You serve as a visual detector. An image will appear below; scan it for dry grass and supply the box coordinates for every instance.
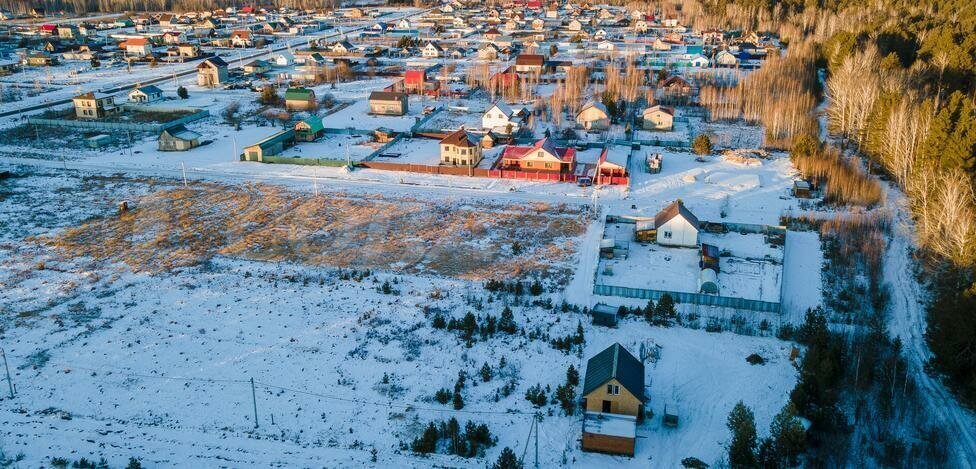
[40,183,588,281]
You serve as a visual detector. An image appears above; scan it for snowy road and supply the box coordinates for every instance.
[884,189,976,468]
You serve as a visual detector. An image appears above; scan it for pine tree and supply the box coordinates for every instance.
[412,422,439,453]
[766,403,807,466]
[452,390,465,410]
[566,365,579,386]
[177,86,188,99]
[692,134,713,155]
[499,306,517,334]
[644,299,656,323]
[727,401,758,468]
[655,293,676,324]
[922,91,976,174]
[493,447,523,469]
[480,362,493,382]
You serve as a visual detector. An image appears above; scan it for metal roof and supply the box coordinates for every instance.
[583,343,645,402]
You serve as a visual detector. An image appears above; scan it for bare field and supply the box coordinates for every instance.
[40,182,589,280]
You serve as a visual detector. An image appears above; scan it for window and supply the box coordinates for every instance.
[544,162,552,169]
[664,231,672,239]
[606,384,620,395]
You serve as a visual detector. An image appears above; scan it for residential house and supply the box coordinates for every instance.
[714,49,739,67]
[295,116,324,142]
[403,69,428,94]
[243,59,270,75]
[422,42,442,58]
[158,125,201,151]
[72,92,118,119]
[482,101,526,134]
[197,56,229,86]
[478,43,500,60]
[642,105,674,130]
[331,40,354,55]
[128,85,163,103]
[176,43,200,58]
[576,101,610,130]
[284,87,316,111]
[439,129,483,167]
[654,200,699,247]
[57,24,79,39]
[514,54,544,73]
[596,146,628,181]
[230,30,252,47]
[484,27,502,40]
[660,75,692,95]
[271,51,294,67]
[120,37,153,56]
[24,52,58,66]
[368,91,408,116]
[581,343,646,457]
[567,18,583,31]
[500,138,576,173]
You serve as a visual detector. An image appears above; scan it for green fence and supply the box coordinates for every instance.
[593,284,781,313]
[260,156,349,167]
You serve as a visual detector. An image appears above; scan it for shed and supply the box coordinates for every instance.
[700,243,720,272]
[591,303,619,328]
[86,134,114,149]
[294,116,324,141]
[158,125,201,151]
[792,180,812,198]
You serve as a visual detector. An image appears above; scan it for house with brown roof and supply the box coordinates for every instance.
[439,129,483,167]
[654,200,699,247]
[514,53,544,73]
[642,105,674,130]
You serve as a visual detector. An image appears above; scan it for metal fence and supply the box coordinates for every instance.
[28,108,209,133]
[592,284,782,313]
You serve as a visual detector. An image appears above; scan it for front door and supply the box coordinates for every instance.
[602,400,611,413]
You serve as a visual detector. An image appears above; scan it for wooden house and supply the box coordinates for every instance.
[582,343,646,457]
[197,56,228,86]
[576,101,610,130]
[514,53,544,73]
[642,105,674,131]
[295,116,324,142]
[368,91,408,116]
[284,87,316,111]
[158,125,201,151]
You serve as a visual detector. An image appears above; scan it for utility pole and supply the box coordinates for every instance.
[250,377,259,428]
[1,348,14,399]
[181,161,188,187]
[534,412,541,469]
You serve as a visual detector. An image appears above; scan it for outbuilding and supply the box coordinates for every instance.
[158,125,201,151]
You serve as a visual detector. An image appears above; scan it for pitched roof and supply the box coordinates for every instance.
[368,91,406,102]
[133,85,162,95]
[162,124,201,141]
[583,343,645,402]
[579,100,608,117]
[644,104,674,116]
[198,56,228,68]
[654,200,699,229]
[515,53,544,66]
[296,115,324,133]
[502,138,575,163]
[440,128,478,147]
[284,87,314,101]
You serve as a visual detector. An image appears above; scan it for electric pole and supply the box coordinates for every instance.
[181,161,188,187]
[1,348,14,399]
[250,377,259,428]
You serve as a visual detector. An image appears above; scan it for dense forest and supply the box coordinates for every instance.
[679,0,975,464]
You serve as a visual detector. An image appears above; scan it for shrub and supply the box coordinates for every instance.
[434,388,452,404]
[525,384,548,407]
[746,353,766,365]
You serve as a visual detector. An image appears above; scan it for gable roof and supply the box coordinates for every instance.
[515,53,544,66]
[296,115,324,133]
[198,56,228,68]
[579,100,608,117]
[654,200,699,229]
[132,85,162,95]
[583,343,645,402]
[440,128,478,147]
[285,87,314,101]
[502,138,575,163]
[368,91,406,102]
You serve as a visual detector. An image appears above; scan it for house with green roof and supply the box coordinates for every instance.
[295,116,324,142]
[284,87,317,111]
[581,343,646,456]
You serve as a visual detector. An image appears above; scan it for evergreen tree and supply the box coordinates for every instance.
[922,91,976,174]
[481,362,493,382]
[566,365,579,386]
[655,293,676,324]
[692,134,713,155]
[412,422,439,453]
[499,306,517,334]
[177,86,188,99]
[493,447,523,469]
[726,401,758,468]
[766,403,807,466]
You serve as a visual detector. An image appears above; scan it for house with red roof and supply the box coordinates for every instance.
[500,138,576,173]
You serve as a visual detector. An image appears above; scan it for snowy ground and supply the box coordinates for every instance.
[596,224,784,303]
